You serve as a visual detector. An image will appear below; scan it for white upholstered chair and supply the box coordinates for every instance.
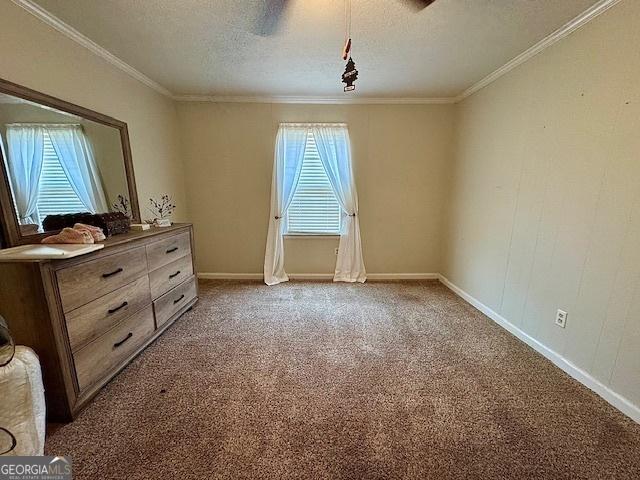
[0,318,46,456]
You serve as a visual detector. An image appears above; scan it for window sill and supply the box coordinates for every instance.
[284,233,340,239]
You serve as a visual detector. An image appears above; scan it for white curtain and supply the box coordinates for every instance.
[46,125,108,213]
[5,125,45,224]
[263,126,308,285]
[312,126,366,283]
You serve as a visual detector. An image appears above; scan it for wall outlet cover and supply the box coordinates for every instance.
[555,309,568,328]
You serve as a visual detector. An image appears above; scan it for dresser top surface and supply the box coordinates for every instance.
[0,223,192,263]
[97,223,191,248]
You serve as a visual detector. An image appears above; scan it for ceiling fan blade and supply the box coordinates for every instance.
[255,0,289,36]
[402,0,437,11]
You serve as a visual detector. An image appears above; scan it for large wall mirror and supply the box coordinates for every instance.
[0,78,140,247]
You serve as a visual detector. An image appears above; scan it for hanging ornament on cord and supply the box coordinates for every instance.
[342,58,358,92]
[341,0,358,92]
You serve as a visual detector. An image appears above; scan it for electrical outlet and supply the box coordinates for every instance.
[555,309,568,328]
[334,247,339,255]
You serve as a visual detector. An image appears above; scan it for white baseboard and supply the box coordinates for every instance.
[197,272,439,281]
[367,273,439,280]
[438,274,640,424]
[197,273,263,280]
[289,273,334,280]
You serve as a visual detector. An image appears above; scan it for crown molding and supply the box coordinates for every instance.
[11,0,172,97]
[455,0,622,102]
[172,95,457,105]
[12,0,621,105]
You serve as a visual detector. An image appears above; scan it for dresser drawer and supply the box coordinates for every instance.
[148,254,193,299]
[73,304,155,391]
[146,232,191,272]
[153,276,197,329]
[57,247,148,312]
[65,276,152,352]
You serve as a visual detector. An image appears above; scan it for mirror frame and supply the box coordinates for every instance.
[0,78,140,247]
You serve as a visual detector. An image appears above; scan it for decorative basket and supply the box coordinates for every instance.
[42,212,94,232]
[42,212,130,237]
[93,212,130,236]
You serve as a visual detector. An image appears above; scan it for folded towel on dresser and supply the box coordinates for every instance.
[73,223,106,242]
[41,223,107,244]
[41,227,94,244]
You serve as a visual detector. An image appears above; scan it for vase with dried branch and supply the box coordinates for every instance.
[147,194,176,227]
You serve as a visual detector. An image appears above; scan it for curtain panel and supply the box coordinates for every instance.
[45,125,108,213]
[312,126,366,283]
[5,125,45,224]
[263,126,308,285]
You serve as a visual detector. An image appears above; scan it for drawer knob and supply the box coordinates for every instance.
[169,270,181,279]
[173,294,185,305]
[102,267,124,278]
[166,247,179,254]
[113,332,133,348]
[107,301,129,314]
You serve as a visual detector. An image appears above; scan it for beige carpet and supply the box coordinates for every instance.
[46,280,640,479]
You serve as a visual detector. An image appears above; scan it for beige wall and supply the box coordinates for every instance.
[0,1,187,221]
[176,102,454,274]
[443,0,640,407]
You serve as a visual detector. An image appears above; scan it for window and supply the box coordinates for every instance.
[286,132,341,235]
[36,130,86,222]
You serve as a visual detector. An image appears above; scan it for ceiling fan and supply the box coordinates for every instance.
[255,0,437,36]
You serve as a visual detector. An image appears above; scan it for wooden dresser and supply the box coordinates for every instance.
[0,224,197,421]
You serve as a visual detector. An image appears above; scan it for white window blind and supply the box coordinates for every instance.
[36,131,86,222]
[287,132,341,234]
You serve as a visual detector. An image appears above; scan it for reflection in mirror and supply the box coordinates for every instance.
[0,92,129,236]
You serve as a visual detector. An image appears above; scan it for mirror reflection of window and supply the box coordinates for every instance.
[5,124,108,233]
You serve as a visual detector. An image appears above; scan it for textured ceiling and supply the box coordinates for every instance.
[32,0,600,98]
